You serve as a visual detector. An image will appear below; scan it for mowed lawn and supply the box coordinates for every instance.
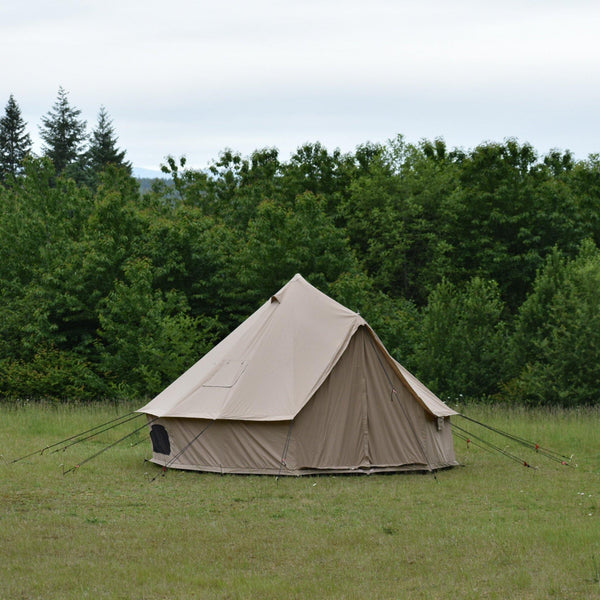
[1,402,599,599]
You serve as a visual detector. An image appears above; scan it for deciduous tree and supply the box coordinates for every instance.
[414,277,509,401]
[507,240,600,406]
[97,258,202,398]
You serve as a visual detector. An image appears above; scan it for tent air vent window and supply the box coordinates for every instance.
[203,360,248,388]
[150,424,171,455]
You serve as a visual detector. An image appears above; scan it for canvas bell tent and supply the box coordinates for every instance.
[138,274,458,475]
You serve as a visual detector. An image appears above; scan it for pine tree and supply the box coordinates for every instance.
[39,87,87,174]
[0,94,32,181]
[87,106,132,174]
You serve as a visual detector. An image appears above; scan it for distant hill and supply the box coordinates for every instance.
[133,167,169,179]
[133,167,170,194]
[136,177,175,195]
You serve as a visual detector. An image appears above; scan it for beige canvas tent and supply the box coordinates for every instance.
[138,274,458,475]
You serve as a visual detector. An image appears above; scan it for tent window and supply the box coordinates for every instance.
[203,360,247,388]
[150,424,171,455]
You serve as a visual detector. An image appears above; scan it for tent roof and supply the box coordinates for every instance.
[138,274,456,420]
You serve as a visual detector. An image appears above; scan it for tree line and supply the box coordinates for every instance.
[0,88,131,186]
[1,92,600,407]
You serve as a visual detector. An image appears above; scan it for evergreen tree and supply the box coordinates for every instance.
[39,87,87,174]
[0,94,32,181]
[87,106,131,175]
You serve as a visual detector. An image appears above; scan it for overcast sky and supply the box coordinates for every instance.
[2,1,599,172]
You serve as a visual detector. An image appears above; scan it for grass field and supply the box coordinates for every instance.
[1,402,599,599]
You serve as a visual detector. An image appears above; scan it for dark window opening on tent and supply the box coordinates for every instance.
[150,424,171,455]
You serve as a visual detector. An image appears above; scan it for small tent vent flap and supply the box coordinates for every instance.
[203,360,247,388]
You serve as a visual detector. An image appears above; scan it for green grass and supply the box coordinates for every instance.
[1,402,599,599]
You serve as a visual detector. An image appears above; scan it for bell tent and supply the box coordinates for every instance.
[138,274,458,475]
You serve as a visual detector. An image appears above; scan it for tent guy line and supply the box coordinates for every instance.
[62,417,158,476]
[452,422,538,469]
[451,418,573,468]
[9,410,141,464]
[50,412,143,457]
[455,413,573,465]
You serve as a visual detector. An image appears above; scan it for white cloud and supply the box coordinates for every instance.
[2,0,600,169]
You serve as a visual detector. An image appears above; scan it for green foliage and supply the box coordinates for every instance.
[0,94,32,181]
[329,270,421,365]
[85,106,132,187]
[2,129,600,405]
[341,143,405,283]
[0,345,104,401]
[414,277,510,401]
[439,140,584,309]
[507,240,600,406]
[97,258,203,399]
[342,137,463,303]
[281,142,356,216]
[237,192,359,299]
[0,158,94,357]
[568,154,600,243]
[39,87,88,176]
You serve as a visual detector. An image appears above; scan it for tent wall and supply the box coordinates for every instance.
[149,417,291,475]
[147,327,457,475]
[290,326,423,470]
[288,326,456,472]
